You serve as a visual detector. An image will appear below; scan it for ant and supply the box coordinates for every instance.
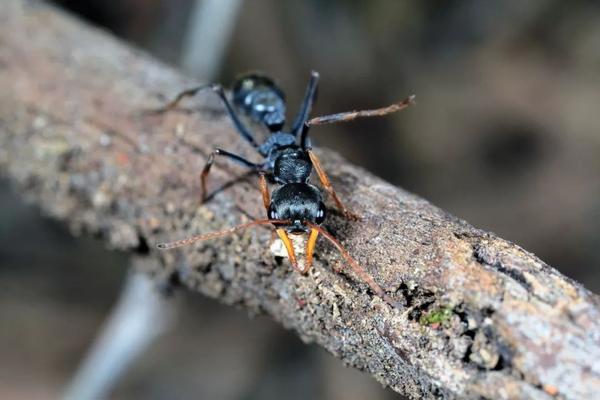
[155,71,414,306]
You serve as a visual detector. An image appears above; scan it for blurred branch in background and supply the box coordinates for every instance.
[51,0,600,294]
[64,268,178,400]
[181,0,243,81]
[62,1,242,397]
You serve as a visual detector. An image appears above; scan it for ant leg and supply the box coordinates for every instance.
[201,148,261,203]
[152,84,260,150]
[300,122,312,150]
[306,95,415,127]
[305,222,396,307]
[307,149,360,220]
[291,71,320,137]
[210,84,260,150]
[258,172,270,214]
[150,84,213,114]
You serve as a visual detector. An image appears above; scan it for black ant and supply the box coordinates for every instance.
[155,71,414,306]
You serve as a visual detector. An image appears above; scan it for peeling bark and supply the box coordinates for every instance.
[0,1,599,399]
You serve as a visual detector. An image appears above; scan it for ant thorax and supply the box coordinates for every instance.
[258,132,296,156]
[271,148,312,184]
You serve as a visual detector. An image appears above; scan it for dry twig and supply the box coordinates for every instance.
[0,1,599,399]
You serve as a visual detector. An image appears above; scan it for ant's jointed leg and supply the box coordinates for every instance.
[307,149,360,220]
[155,84,261,150]
[291,71,320,137]
[201,148,262,202]
[150,84,213,114]
[306,95,415,127]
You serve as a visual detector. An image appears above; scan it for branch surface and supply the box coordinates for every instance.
[1,1,599,399]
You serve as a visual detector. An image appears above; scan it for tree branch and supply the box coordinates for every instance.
[1,1,598,399]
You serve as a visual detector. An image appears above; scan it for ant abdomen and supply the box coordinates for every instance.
[232,73,287,131]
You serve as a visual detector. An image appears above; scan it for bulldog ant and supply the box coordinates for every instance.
[155,71,414,306]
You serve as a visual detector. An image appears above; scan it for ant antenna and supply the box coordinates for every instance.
[305,94,416,127]
[304,222,396,306]
[157,219,290,250]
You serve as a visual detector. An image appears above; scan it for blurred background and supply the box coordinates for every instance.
[1,0,599,398]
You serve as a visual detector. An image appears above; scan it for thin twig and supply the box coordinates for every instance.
[1,2,598,399]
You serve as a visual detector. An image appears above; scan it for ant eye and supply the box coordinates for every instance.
[315,202,326,224]
[269,206,278,220]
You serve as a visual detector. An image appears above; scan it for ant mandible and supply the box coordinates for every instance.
[155,71,414,306]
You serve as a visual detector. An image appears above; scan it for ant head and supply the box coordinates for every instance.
[233,73,286,131]
[269,183,326,233]
[273,149,312,184]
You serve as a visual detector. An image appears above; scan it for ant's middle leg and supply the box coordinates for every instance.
[201,148,262,203]
[211,85,260,150]
[305,95,415,127]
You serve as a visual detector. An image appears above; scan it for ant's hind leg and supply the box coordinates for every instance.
[291,71,320,137]
[149,84,213,114]
[210,85,260,150]
[151,84,261,151]
[307,149,361,220]
[200,148,261,203]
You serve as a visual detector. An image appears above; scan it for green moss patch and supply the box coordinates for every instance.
[419,306,453,326]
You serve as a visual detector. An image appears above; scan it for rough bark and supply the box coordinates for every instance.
[1,1,599,399]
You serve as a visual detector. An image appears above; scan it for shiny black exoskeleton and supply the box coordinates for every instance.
[198,71,336,234]
[224,72,317,168]
[269,181,326,233]
[232,74,286,131]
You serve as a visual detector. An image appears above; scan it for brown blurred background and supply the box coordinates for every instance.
[1,0,599,398]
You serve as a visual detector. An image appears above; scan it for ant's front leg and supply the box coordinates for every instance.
[307,149,361,221]
[200,148,262,203]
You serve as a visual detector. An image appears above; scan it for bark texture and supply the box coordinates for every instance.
[1,1,599,399]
